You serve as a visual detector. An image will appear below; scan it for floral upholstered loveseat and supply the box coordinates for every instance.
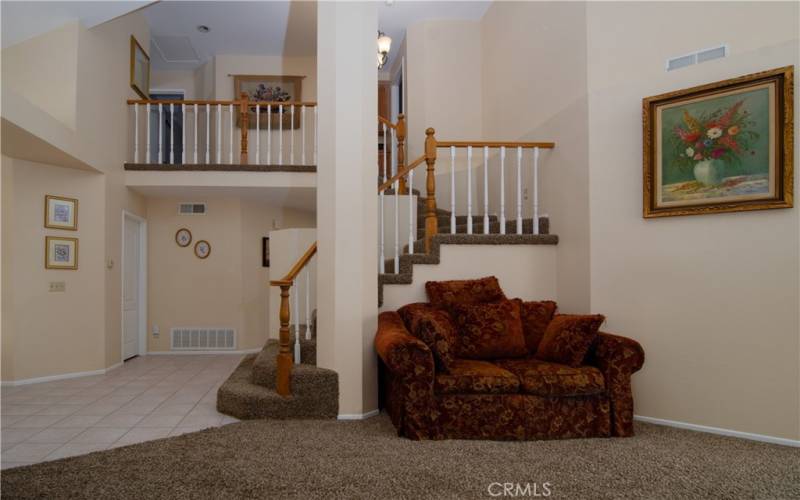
[375,277,644,440]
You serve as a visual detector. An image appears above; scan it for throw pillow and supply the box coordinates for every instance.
[535,314,606,367]
[397,303,459,370]
[516,299,558,354]
[425,276,507,311]
[451,300,528,359]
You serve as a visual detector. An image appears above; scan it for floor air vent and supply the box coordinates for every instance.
[171,328,236,350]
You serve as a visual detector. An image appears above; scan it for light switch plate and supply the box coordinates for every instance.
[49,281,66,292]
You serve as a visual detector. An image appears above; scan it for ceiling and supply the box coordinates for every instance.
[1,1,153,49]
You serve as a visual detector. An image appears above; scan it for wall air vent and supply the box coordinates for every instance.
[171,328,236,350]
[178,203,207,215]
[666,44,727,72]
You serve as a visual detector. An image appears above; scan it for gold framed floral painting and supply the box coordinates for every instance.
[45,237,78,270]
[643,66,793,218]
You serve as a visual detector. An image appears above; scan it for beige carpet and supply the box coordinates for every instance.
[2,414,798,499]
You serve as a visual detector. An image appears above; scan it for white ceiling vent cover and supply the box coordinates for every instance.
[667,44,727,72]
[179,202,207,215]
[171,328,236,351]
[152,35,200,63]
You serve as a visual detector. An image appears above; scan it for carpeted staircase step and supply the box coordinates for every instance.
[252,339,320,388]
[216,354,338,420]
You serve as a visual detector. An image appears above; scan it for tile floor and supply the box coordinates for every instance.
[1,354,244,469]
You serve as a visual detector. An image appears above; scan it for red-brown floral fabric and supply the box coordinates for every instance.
[587,332,645,437]
[397,303,459,371]
[494,358,605,397]
[425,276,506,310]
[536,314,605,367]
[517,299,558,354]
[451,300,528,360]
[435,359,519,395]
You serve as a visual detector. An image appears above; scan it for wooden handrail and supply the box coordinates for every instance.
[378,115,396,129]
[127,98,317,106]
[270,242,317,287]
[436,141,556,149]
[378,155,425,193]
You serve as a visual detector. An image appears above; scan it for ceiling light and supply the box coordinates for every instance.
[197,25,210,33]
[377,31,391,69]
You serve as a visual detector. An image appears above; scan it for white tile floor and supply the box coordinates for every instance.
[1,354,244,469]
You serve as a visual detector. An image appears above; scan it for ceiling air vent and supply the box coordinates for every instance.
[152,35,200,64]
[178,202,207,215]
[666,44,727,72]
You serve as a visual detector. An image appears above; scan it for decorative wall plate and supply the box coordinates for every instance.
[175,228,192,247]
[194,240,211,259]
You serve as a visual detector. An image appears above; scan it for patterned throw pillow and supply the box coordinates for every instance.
[515,299,558,354]
[451,300,528,360]
[397,303,460,371]
[425,276,507,311]
[535,314,606,367]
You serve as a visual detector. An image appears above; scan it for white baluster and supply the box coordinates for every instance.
[133,104,139,163]
[293,280,300,364]
[382,124,387,181]
[533,146,540,235]
[278,104,283,165]
[305,267,311,340]
[391,128,397,177]
[170,103,174,164]
[256,105,260,165]
[158,103,163,164]
[267,104,272,164]
[450,146,456,234]
[145,103,150,164]
[394,179,399,273]
[408,169,414,255]
[205,104,210,163]
[290,104,295,165]
[229,104,233,164]
[483,145,489,234]
[467,145,473,234]
[216,104,221,163]
[301,106,306,165]
[379,189,385,273]
[193,104,198,164]
[500,146,506,234]
[181,103,185,164]
[516,146,523,235]
[313,106,318,166]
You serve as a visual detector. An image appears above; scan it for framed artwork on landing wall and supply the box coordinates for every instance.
[44,195,78,230]
[130,35,150,99]
[233,75,304,129]
[642,65,793,218]
[45,237,78,270]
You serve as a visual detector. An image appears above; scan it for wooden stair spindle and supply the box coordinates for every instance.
[276,283,292,396]
[424,127,438,254]
[239,92,249,164]
[396,114,407,195]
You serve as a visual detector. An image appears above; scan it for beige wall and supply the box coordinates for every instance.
[213,54,317,101]
[1,156,106,380]
[586,2,800,440]
[151,70,197,98]
[146,196,314,352]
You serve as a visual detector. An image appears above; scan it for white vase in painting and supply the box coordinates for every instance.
[693,159,725,186]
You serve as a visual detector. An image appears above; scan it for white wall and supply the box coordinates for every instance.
[586,1,799,440]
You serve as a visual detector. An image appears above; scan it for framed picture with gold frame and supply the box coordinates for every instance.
[130,35,150,99]
[233,75,304,129]
[643,66,793,218]
[45,237,78,270]
[44,195,78,230]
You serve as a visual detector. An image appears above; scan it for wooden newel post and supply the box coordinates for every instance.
[424,127,438,254]
[239,92,249,164]
[276,283,292,396]
[396,113,407,194]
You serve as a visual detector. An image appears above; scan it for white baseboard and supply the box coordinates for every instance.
[338,409,380,420]
[2,364,117,387]
[634,415,800,448]
[146,348,261,355]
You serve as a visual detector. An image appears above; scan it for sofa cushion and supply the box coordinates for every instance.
[425,276,506,311]
[451,300,528,359]
[434,359,520,395]
[536,314,606,367]
[397,302,459,371]
[516,299,558,354]
[495,358,605,397]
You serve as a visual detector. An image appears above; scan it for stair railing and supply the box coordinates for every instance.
[270,242,317,397]
[378,114,407,194]
[127,93,318,167]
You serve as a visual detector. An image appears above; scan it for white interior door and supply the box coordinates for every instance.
[123,215,141,360]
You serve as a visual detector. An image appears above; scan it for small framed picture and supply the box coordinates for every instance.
[262,237,270,267]
[194,240,211,259]
[175,228,192,247]
[45,195,78,230]
[45,237,78,270]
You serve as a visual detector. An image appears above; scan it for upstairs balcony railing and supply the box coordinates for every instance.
[127,93,317,167]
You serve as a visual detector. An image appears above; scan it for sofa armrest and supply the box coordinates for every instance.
[587,332,645,437]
